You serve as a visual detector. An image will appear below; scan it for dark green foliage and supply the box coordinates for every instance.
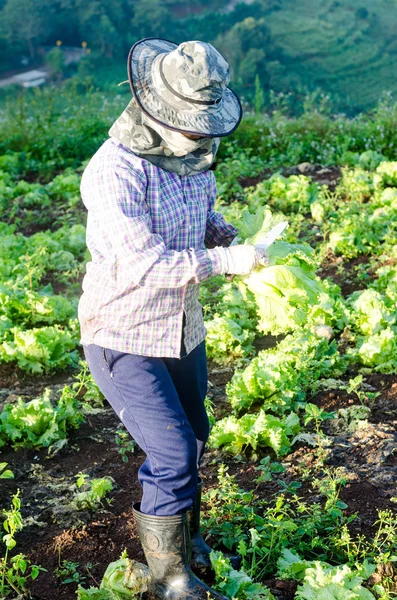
[1,0,397,111]
[0,83,125,178]
[217,94,397,166]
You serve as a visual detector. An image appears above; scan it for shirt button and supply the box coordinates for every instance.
[189,226,192,230]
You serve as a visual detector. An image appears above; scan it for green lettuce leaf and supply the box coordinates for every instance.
[99,554,149,599]
[243,266,324,335]
[347,289,395,336]
[277,550,376,600]
[209,409,299,456]
[348,327,397,373]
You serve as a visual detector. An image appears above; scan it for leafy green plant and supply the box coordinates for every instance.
[55,560,95,586]
[329,509,397,572]
[202,466,356,577]
[0,218,85,374]
[205,314,256,363]
[210,550,275,599]
[0,283,75,328]
[369,510,397,565]
[233,206,329,336]
[277,480,303,495]
[376,161,397,187]
[115,428,136,463]
[348,327,397,373]
[303,403,335,464]
[311,468,348,517]
[203,283,258,364]
[0,323,80,373]
[73,473,113,511]
[347,289,395,337]
[0,490,46,597]
[211,329,345,458]
[214,147,266,203]
[0,462,14,479]
[247,172,318,215]
[63,361,105,412]
[77,549,149,599]
[209,409,300,457]
[255,456,286,483]
[203,465,259,552]
[226,331,346,416]
[0,387,84,450]
[322,163,397,260]
[341,375,380,407]
[336,405,371,433]
[277,549,376,599]
[0,178,53,232]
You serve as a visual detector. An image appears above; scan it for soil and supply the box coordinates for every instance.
[238,163,342,191]
[317,250,375,297]
[1,360,396,600]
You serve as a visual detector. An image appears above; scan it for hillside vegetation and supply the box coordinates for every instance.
[1,0,397,112]
[260,0,397,111]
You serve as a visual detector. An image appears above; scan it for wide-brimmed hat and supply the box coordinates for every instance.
[127,37,243,138]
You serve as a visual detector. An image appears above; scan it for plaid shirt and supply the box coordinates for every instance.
[78,137,238,358]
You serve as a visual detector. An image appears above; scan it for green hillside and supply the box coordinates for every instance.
[1,0,397,113]
[261,0,397,110]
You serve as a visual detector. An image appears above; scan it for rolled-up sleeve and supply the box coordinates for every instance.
[204,170,239,249]
[82,162,228,288]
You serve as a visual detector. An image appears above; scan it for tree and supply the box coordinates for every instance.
[131,0,172,38]
[69,0,127,57]
[239,47,266,87]
[214,17,270,95]
[45,47,65,81]
[0,0,55,59]
[356,7,369,19]
[254,73,265,114]
[97,13,118,56]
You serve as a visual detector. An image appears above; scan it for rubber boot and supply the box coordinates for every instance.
[189,478,241,573]
[133,502,228,600]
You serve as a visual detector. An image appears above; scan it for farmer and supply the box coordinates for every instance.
[78,37,268,599]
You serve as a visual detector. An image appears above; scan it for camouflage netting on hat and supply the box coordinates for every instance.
[109,98,221,176]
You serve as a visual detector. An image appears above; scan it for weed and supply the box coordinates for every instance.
[303,403,335,465]
[73,473,114,511]
[255,457,286,483]
[341,374,380,407]
[0,490,46,596]
[55,560,97,585]
[115,427,136,463]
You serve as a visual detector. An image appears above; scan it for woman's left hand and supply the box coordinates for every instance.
[254,245,270,267]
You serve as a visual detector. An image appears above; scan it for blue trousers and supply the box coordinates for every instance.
[83,341,209,516]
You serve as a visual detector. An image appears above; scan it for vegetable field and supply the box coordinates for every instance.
[1,86,397,600]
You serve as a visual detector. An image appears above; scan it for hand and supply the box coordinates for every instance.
[254,244,270,267]
[223,244,260,276]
